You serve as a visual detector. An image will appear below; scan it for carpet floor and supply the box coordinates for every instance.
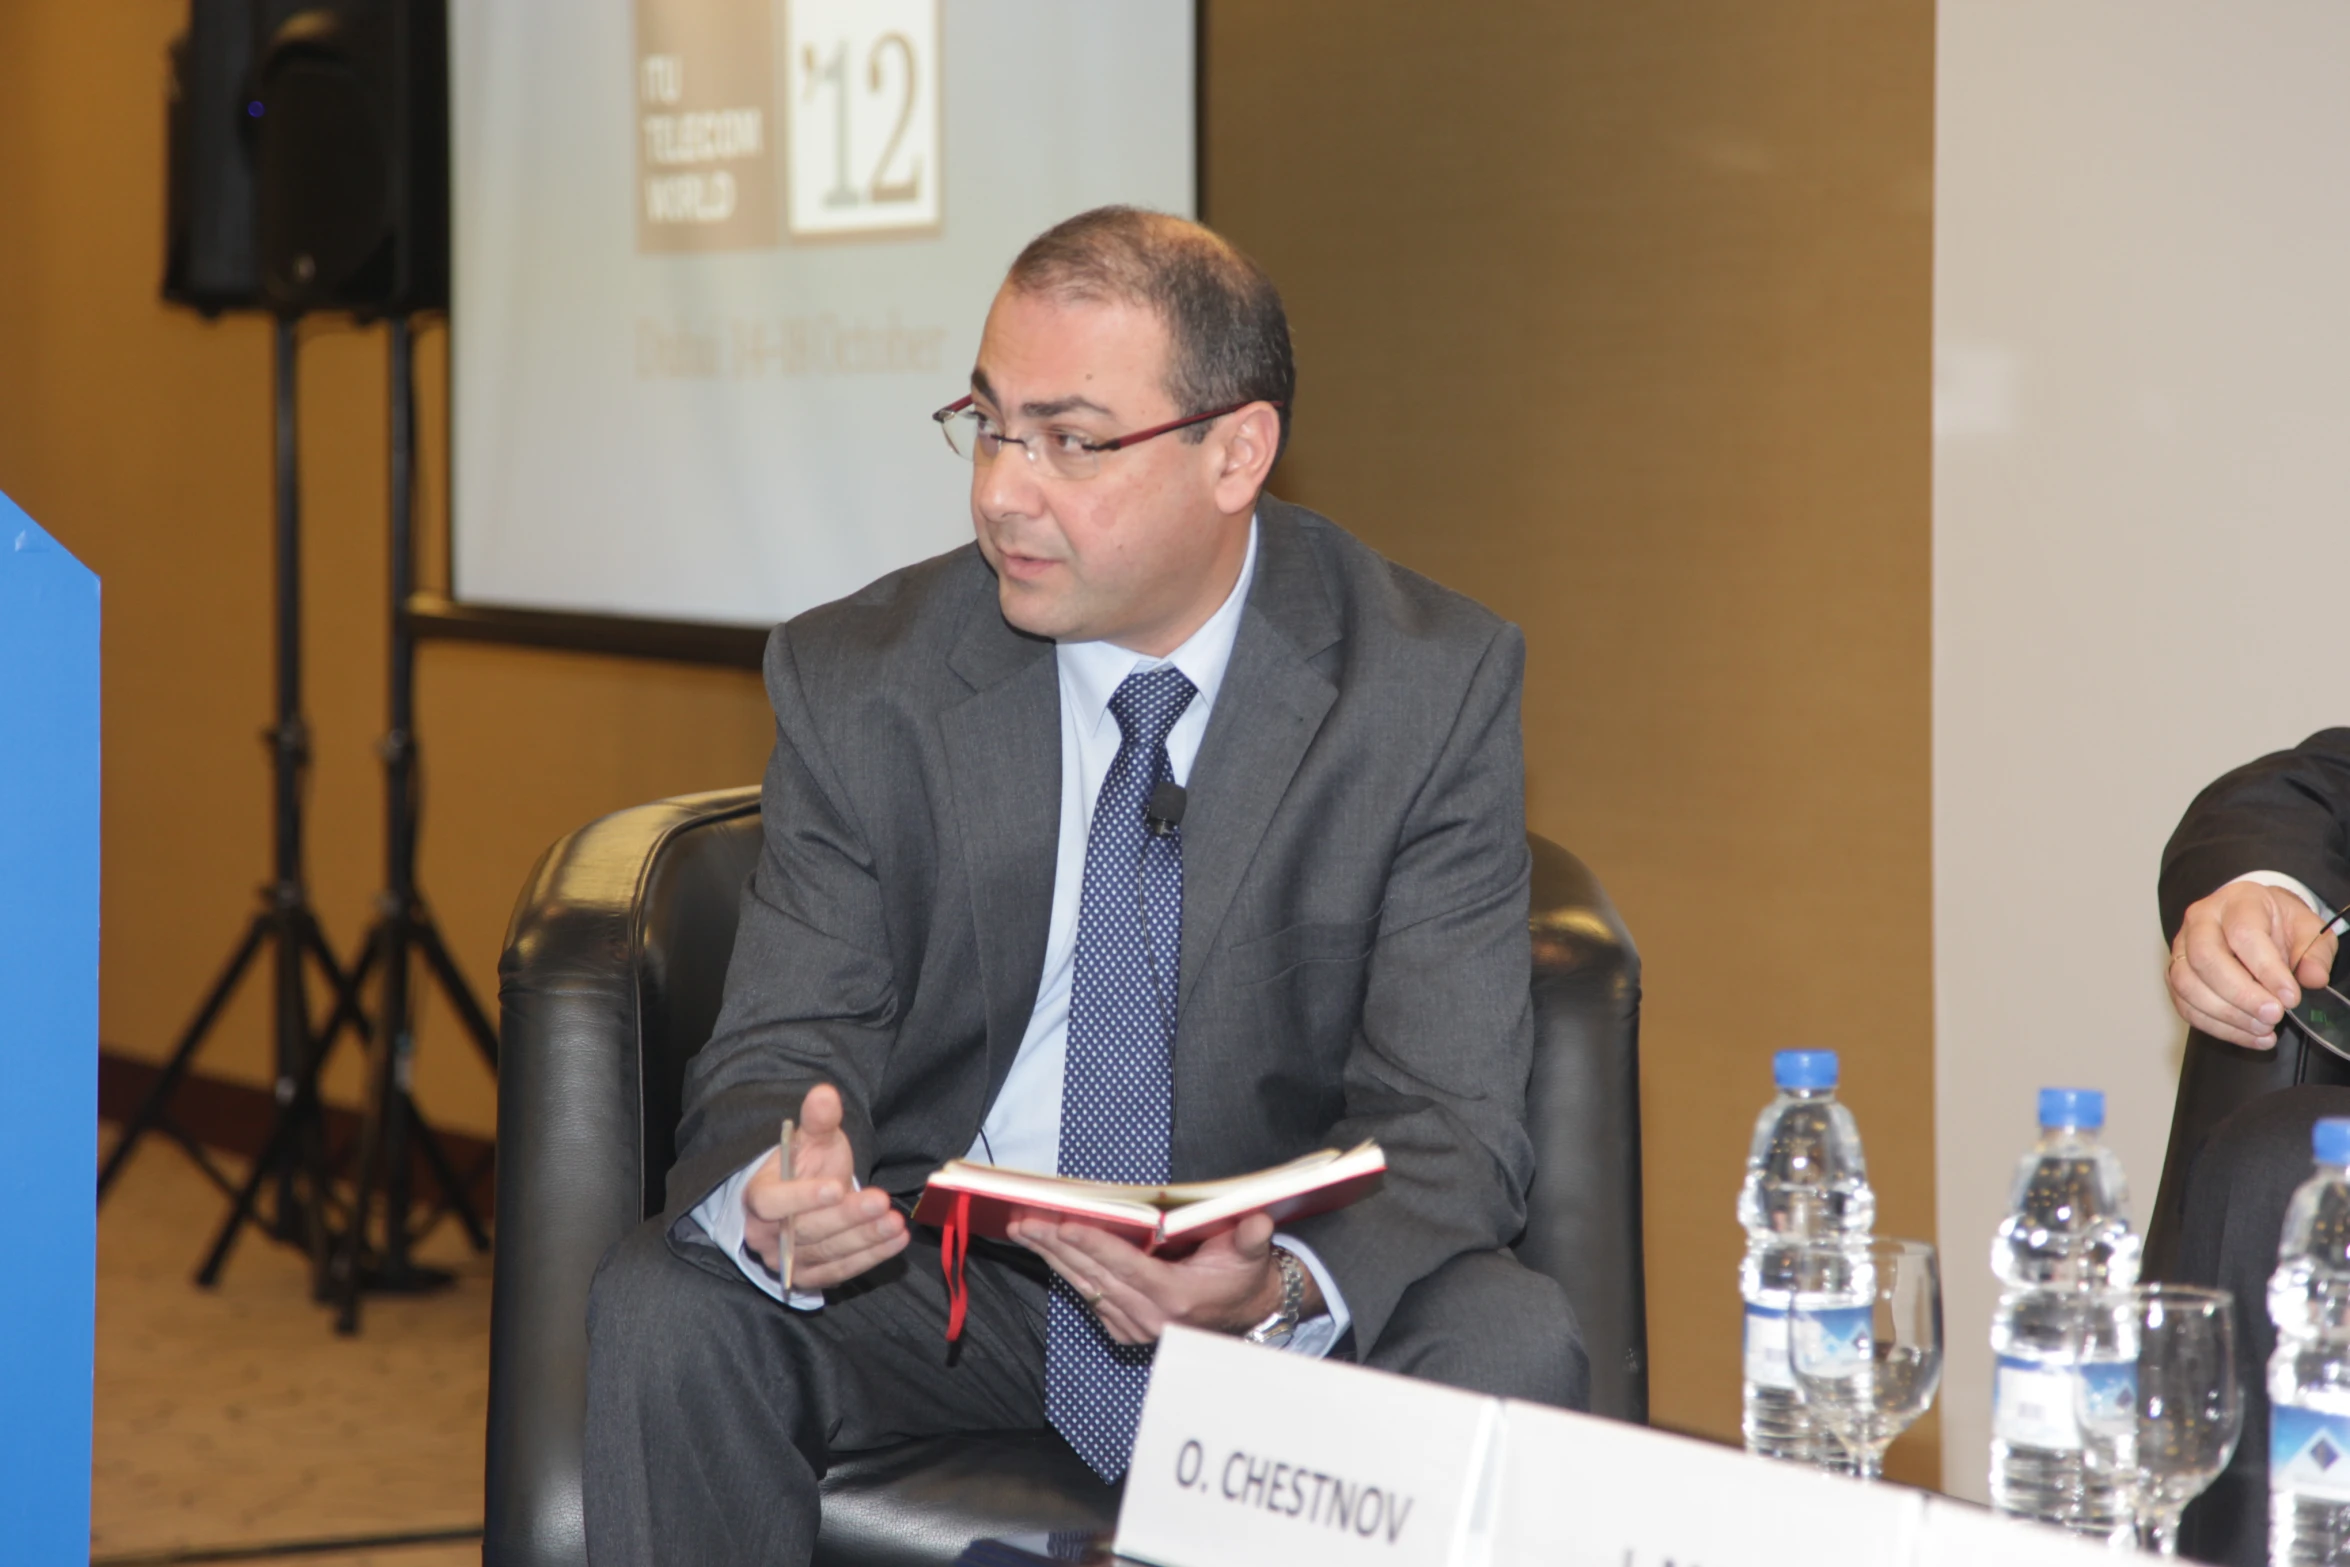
[93,1133,490,1566]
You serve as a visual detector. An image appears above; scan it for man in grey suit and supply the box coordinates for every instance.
[583,207,1584,1567]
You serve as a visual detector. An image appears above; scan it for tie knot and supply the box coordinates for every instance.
[1107,666,1197,752]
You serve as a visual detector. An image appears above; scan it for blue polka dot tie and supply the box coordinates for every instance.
[1048,665,1195,1480]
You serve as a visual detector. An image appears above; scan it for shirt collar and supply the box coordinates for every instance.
[1057,515,1259,740]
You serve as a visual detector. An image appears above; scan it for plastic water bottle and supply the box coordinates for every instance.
[1987,1087,2141,1541]
[2269,1117,2350,1567]
[1739,1048,1874,1468]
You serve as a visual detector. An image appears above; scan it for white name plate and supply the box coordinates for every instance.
[1115,1325,1498,1567]
[1915,1496,2141,1567]
[1488,1399,1923,1567]
[1486,1402,2149,1567]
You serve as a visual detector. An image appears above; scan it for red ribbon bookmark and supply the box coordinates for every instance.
[941,1191,971,1342]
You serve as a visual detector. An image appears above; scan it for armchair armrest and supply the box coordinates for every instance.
[1520,834,1647,1423]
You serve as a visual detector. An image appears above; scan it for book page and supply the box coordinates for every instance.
[927,1142,1378,1229]
[1159,1144,1385,1236]
[926,1161,1166,1222]
[1152,1146,1347,1204]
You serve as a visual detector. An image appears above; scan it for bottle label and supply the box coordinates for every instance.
[1790,1305,1874,1382]
[2076,1360,2138,1437]
[2274,1406,2350,1504]
[1744,1302,1793,1390]
[1993,1355,2132,1452]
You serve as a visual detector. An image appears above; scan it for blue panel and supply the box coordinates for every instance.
[0,492,100,1564]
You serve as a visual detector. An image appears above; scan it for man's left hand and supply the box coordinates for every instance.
[2168,880,2339,1049]
[1008,1212,1325,1345]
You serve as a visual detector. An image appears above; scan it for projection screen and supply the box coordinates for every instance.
[449,1,1196,632]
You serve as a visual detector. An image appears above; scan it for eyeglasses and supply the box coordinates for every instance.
[2282,905,2350,1062]
[930,394,1281,482]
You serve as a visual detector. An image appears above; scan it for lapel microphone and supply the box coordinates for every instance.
[1144,781,1188,836]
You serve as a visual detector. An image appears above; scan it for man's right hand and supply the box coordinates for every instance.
[2169,880,2340,1050]
[742,1082,908,1289]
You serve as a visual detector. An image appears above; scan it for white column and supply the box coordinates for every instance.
[1934,0,2350,1498]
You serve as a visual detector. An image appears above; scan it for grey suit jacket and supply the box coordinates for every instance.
[668,496,1536,1352]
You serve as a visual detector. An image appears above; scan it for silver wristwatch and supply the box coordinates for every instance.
[1243,1245,1308,1347]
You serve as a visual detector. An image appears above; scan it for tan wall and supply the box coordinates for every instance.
[0,3,777,1141]
[0,0,1933,1474]
[1205,2,1937,1470]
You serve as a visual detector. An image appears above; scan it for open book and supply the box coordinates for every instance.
[911,1140,1386,1258]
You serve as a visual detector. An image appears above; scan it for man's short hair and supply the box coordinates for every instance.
[1005,206,1295,459]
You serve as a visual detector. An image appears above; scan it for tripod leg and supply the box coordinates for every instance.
[271,903,335,1282]
[182,914,357,1288]
[197,912,355,1292]
[161,1122,241,1202]
[306,920,378,1052]
[301,916,374,1199]
[195,1087,306,1288]
[380,929,420,1287]
[333,928,400,1333]
[407,1143,497,1247]
[356,921,493,1269]
[98,913,270,1197]
[398,1092,491,1253]
[414,914,499,1073]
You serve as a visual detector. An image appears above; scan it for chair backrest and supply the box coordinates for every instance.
[1522,835,1648,1421]
[2146,1027,2350,1278]
[488,788,764,1567]
[487,788,1645,1567]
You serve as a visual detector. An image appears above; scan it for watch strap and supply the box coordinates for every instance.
[1243,1245,1307,1346]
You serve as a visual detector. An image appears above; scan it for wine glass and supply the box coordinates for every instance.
[1787,1237,1944,1481]
[2074,1284,2241,1555]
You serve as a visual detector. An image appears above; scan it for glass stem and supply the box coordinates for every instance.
[1855,1448,1884,1483]
[2146,1509,2182,1557]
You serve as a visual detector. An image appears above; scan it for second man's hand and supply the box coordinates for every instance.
[2170,880,2340,1050]
[1008,1211,1324,1346]
[742,1082,908,1289]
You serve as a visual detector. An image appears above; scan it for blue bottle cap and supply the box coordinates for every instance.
[2038,1087,2105,1131]
[1774,1050,1839,1091]
[2313,1119,2350,1167]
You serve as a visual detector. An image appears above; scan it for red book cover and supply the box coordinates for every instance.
[910,1141,1386,1258]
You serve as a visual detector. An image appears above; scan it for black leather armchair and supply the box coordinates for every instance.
[484,788,1646,1567]
[2144,1027,2350,1567]
[2145,1029,2350,1279]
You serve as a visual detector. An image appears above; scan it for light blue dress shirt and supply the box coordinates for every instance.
[691,519,1349,1354]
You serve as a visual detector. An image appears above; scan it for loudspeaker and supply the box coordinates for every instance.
[163,0,264,314]
[251,0,448,315]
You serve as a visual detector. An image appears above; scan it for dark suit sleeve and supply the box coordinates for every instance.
[1284,624,1537,1351]
[2160,728,2350,940]
[661,624,901,1228]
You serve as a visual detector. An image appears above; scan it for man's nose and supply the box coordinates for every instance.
[975,444,1045,519]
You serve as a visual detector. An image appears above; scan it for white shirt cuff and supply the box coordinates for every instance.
[2230,871,2348,932]
[1272,1233,1349,1358]
[684,1153,825,1310]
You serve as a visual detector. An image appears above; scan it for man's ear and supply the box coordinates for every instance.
[1210,402,1283,515]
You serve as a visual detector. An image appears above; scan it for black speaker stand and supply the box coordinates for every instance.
[98,317,376,1300]
[327,313,497,1333]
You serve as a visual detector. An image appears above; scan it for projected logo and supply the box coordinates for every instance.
[635,0,781,252]
[783,0,942,239]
